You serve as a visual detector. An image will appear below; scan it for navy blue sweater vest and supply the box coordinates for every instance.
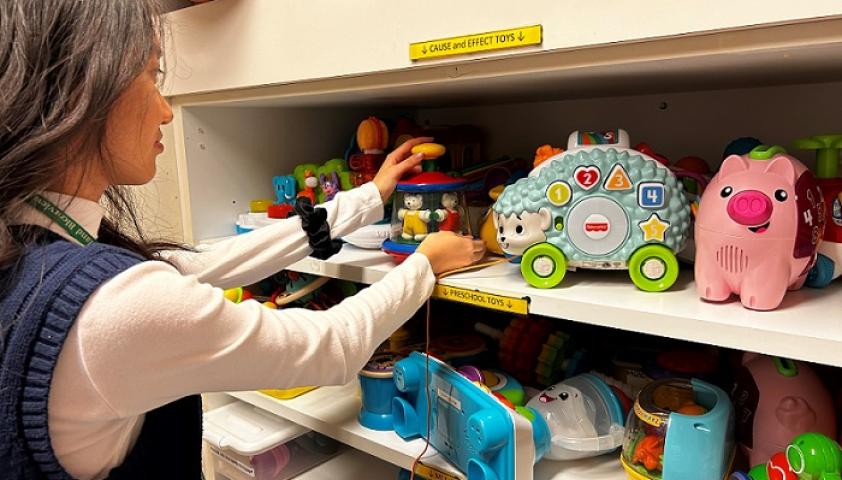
[0,231,202,479]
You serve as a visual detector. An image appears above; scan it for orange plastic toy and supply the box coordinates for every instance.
[632,435,665,471]
[533,144,563,169]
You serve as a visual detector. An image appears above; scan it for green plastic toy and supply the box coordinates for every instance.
[793,135,842,179]
[747,463,769,480]
[293,158,351,204]
[786,433,842,480]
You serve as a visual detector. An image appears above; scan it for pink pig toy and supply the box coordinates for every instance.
[731,353,837,466]
[695,146,825,310]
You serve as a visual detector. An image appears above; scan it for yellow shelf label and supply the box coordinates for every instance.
[410,25,542,61]
[414,463,465,480]
[258,386,317,400]
[433,284,529,315]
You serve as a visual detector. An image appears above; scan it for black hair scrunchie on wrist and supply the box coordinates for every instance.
[293,197,343,260]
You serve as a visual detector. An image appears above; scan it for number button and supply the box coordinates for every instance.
[803,209,813,226]
[604,164,633,191]
[638,183,666,209]
[546,181,572,207]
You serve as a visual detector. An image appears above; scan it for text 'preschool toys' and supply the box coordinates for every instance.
[729,433,842,480]
[793,135,842,288]
[492,129,691,291]
[382,143,471,263]
[390,353,628,480]
[695,145,826,310]
[621,378,735,480]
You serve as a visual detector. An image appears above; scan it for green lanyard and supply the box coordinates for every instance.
[26,194,96,246]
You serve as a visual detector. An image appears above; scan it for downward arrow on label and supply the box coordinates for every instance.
[518,32,525,41]
[421,46,428,54]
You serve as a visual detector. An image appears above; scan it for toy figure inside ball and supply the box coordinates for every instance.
[382,144,471,263]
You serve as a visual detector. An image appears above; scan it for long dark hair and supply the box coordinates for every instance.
[0,0,184,267]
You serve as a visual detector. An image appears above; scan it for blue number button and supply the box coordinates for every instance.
[638,183,665,209]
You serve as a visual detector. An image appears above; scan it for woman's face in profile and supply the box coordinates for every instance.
[103,51,173,186]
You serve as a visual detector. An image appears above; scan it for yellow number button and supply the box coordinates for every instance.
[546,180,572,206]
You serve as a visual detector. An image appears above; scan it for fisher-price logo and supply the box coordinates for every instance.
[584,213,611,240]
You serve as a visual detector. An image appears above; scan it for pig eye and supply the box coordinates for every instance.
[515,225,524,234]
[559,392,569,400]
[720,186,733,198]
[775,189,788,202]
[498,226,504,234]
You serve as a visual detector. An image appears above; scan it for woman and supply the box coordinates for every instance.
[0,2,485,479]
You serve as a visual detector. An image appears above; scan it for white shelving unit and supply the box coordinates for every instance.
[156,4,842,479]
[226,382,625,480]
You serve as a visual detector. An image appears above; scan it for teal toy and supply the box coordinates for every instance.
[493,129,690,292]
[621,378,734,480]
[272,175,297,205]
[392,352,546,480]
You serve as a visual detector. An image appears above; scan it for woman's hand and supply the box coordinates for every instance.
[372,136,433,202]
[416,231,486,275]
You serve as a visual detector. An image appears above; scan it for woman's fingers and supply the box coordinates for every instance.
[387,136,434,165]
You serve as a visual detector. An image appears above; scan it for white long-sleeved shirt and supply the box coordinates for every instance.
[14,184,435,480]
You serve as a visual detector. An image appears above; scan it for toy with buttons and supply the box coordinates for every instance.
[493,129,691,291]
[793,134,842,288]
[695,145,826,310]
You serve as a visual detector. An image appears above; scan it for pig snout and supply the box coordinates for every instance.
[727,190,773,226]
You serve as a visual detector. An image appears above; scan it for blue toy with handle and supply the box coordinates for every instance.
[392,352,543,480]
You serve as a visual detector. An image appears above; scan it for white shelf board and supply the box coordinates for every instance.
[284,245,842,368]
[229,381,625,480]
[295,448,399,480]
[229,382,464,478]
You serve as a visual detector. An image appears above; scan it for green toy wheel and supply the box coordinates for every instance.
[628,245,679,292]
[521,243,567,289]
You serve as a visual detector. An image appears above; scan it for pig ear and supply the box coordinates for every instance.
[538,208,552,230]
[719,155,751,177]
[764,156,797,183]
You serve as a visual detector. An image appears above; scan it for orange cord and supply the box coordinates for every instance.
[408,257,510,479]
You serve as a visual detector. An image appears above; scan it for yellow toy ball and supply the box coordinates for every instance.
[411,143,446,160]
[263,301,278,309]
